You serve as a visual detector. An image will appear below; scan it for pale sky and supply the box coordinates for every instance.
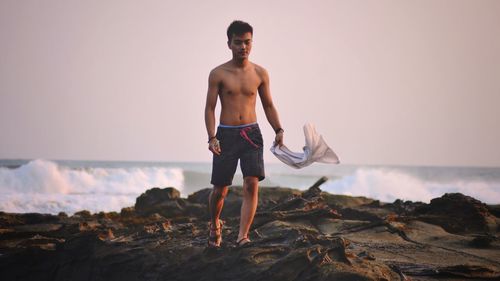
[1,0,499,166]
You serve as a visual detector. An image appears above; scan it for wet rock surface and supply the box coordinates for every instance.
[1,180,499,281]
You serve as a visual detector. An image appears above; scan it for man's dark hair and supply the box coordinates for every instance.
[227,20,253,42]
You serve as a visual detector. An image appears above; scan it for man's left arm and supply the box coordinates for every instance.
[258,67,284,146]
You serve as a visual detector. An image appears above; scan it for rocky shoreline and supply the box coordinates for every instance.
[1,178,499,280]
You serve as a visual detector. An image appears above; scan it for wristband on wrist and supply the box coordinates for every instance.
[208,136,216,143]
[275,128,284,134]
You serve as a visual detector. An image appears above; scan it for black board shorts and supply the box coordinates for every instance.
[210,123,265,186]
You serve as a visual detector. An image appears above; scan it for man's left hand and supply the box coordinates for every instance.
[275,131,284,147]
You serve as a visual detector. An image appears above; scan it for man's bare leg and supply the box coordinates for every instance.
[238,176,259,242]
[208,185,228,246]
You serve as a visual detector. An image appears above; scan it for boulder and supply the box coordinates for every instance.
[383,199,427,215]
[135,187,182,216]
[136,187,180,203]
[187,188,211,205]
[415,193,498,233]
[135,187,206,219]
[73,210,92,219]
[120,207,135,218]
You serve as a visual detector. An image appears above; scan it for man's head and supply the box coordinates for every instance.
[227,20,253,42]
[227,20,253,60]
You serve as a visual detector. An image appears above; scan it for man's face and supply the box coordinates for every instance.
[228,32,252,59]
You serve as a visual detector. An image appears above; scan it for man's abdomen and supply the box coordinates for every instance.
[219,97,258,126]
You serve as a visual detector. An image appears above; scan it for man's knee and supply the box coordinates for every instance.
[212,185,229,199]
[243,177,259,195]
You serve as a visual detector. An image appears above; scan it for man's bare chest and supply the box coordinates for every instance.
[220,72,261,97]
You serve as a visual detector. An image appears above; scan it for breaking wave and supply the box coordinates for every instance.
[0,159,184,214]
[1,159,499,214]
[322,168,500,204]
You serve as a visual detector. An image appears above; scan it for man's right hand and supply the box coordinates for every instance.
[208,138,221,155]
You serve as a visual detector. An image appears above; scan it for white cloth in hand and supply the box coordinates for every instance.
[270,123,339,169]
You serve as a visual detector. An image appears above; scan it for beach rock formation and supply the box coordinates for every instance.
[1,180,499,281]
[415,192,499,234]
[135,187,206,219]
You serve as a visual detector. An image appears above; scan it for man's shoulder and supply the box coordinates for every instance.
[209,63,230,82]
[207,67,221,84]
[251,62,267,72]
[210,61,232,74]
[251,62,269,80]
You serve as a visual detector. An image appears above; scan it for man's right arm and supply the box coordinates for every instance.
[204,69,221,155]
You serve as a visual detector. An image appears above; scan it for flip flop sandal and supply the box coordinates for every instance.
[236,236,252,248]
[207,219,224,247]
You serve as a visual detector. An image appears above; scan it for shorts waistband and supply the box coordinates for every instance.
[218,122,258,129]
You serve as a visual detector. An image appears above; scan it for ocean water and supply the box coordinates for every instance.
[1,159,499,215]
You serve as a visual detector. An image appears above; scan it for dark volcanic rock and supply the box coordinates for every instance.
[415,192,498,233]
[187,188,212,205]
[73,210,92,219]
[339,207,382,222]
[162,236,399,281]
[135,187,180,215]
[134,187,205,219]
[1,185,499,281]
[321,193,375,209]
[469,233,498,248]
[487,204,500,218]
[120,207,135,217]
[383,199,427,215]
[0,212,59,227]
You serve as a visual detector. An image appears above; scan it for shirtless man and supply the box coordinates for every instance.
[205,20,284,247]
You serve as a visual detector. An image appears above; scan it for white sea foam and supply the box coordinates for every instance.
[0,159,184,214]
[322,168,500,204]
[1,160,499,214]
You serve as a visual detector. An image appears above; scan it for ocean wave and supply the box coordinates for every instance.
[0,159,184,214]
[323,168,500,204]
[1,160,499,214]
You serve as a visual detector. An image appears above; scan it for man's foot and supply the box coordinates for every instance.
[236,236,251,248]
[207,220,224,247]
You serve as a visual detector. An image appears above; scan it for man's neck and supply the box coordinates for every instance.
[231,57,250,68]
